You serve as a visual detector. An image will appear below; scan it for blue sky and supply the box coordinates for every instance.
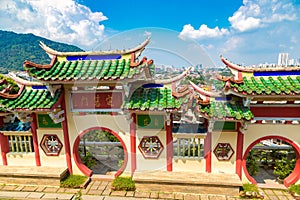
[0,0,300,67]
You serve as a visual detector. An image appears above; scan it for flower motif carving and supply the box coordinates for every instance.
[40,134,63,156]
[138,136,164,159]
[213,143,234,161]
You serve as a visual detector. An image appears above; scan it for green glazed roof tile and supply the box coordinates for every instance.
[229,76,300,95]
[0,87,61,111]
[25,59,149,82]
[122,87,189,111]
[198,101,253,121]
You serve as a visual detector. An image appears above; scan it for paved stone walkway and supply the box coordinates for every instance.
[0,180,297,200]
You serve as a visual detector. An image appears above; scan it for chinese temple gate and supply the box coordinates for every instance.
[0,38,299,190]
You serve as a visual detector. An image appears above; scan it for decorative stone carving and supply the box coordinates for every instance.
[138,136,164,159]
[40,134,63,156]
[213,143,234,161]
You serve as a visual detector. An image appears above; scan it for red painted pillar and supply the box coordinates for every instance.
[61,89,73,174]
[0,116,9,165]
[130,113,137,175]
[166,114,173,171]
[31,113,41,166]
[236,123,244,180]
[204,119,212,173]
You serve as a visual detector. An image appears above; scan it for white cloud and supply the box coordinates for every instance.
[0,0,108,49]
[229,0,297,32]
[179,24,229,40]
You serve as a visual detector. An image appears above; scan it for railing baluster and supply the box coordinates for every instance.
[19,136,24,153]
[187,138,191,157]
[197,138,201,158]
[28,136,33,152]
[24,136,28,153]
[192,138,196,157]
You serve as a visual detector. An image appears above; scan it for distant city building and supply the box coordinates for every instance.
[278,53,289,66]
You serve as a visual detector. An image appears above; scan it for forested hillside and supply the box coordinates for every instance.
[0,30,83,73]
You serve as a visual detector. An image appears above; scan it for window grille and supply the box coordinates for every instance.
[173,134,204,159]
[7,134,34,153]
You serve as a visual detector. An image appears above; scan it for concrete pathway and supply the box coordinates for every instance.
[0,180,297,200]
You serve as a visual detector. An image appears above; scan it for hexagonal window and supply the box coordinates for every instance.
[40,134,63,156]
[213,143,234,161]
[138,136,164,159]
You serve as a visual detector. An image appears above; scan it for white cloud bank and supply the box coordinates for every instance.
[179,24,229,40]
[179,0,297,39]
[0,0,107,49]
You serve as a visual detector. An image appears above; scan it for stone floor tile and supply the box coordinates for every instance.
[57,187,66,193]
[14,185,24,191]
[2,185,18,191]
[263,189,275,195]
[159,192,174,199]
[43,186,59,193]
[110,190,127,197]
[87,189,103,195]
[27,192,45,199]
[42,193,74,200]
[184,194,200,200]
[64,188,80,194]
[81,195,104,200]
[209,195,226,200]
[22,185,38,192]
[174,193,184,200]
[0,191,30,198]
[267,195,280,200]
[273,190,288,196]
[101,188,111,196]
[225,197,237,200]
[150,191,159,199]
[199,194,210,200]
[126,191,135,197]
[134,191,151,198]
[35,186,46,192]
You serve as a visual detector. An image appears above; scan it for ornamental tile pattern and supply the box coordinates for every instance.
[198,101,253,121]
[229,76,300,95]
[0,87,61,111]
[122,87,189,111]
[25,59,149,81]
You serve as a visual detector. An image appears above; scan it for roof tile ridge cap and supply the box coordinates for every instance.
[39,37,150,56]
[220,55,253,72]
[189,81,218,97]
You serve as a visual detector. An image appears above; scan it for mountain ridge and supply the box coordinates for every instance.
[0,30,83,73]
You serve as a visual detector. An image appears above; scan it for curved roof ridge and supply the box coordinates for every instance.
[154,66,192,84]
[40,37,150,56]
[190,81,219,97]
[220,55,253,72]
[7,72,44,86]
[221,55,300,72]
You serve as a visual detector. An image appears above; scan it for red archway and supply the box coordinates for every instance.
[242,135,300,187]
[73,127,128,177]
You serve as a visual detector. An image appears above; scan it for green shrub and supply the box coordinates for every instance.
[289,184,300,195]
[246,150,259,176]
[241,183,259,193]
[60,174,88,188]
[111,176,136,191]
[274,157,295,180]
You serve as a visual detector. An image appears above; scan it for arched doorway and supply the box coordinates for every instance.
[73,127,128,177]
[243,136,300,187]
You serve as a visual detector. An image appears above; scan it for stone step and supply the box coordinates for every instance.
[0,166,68,186]
[133,171,242,196]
